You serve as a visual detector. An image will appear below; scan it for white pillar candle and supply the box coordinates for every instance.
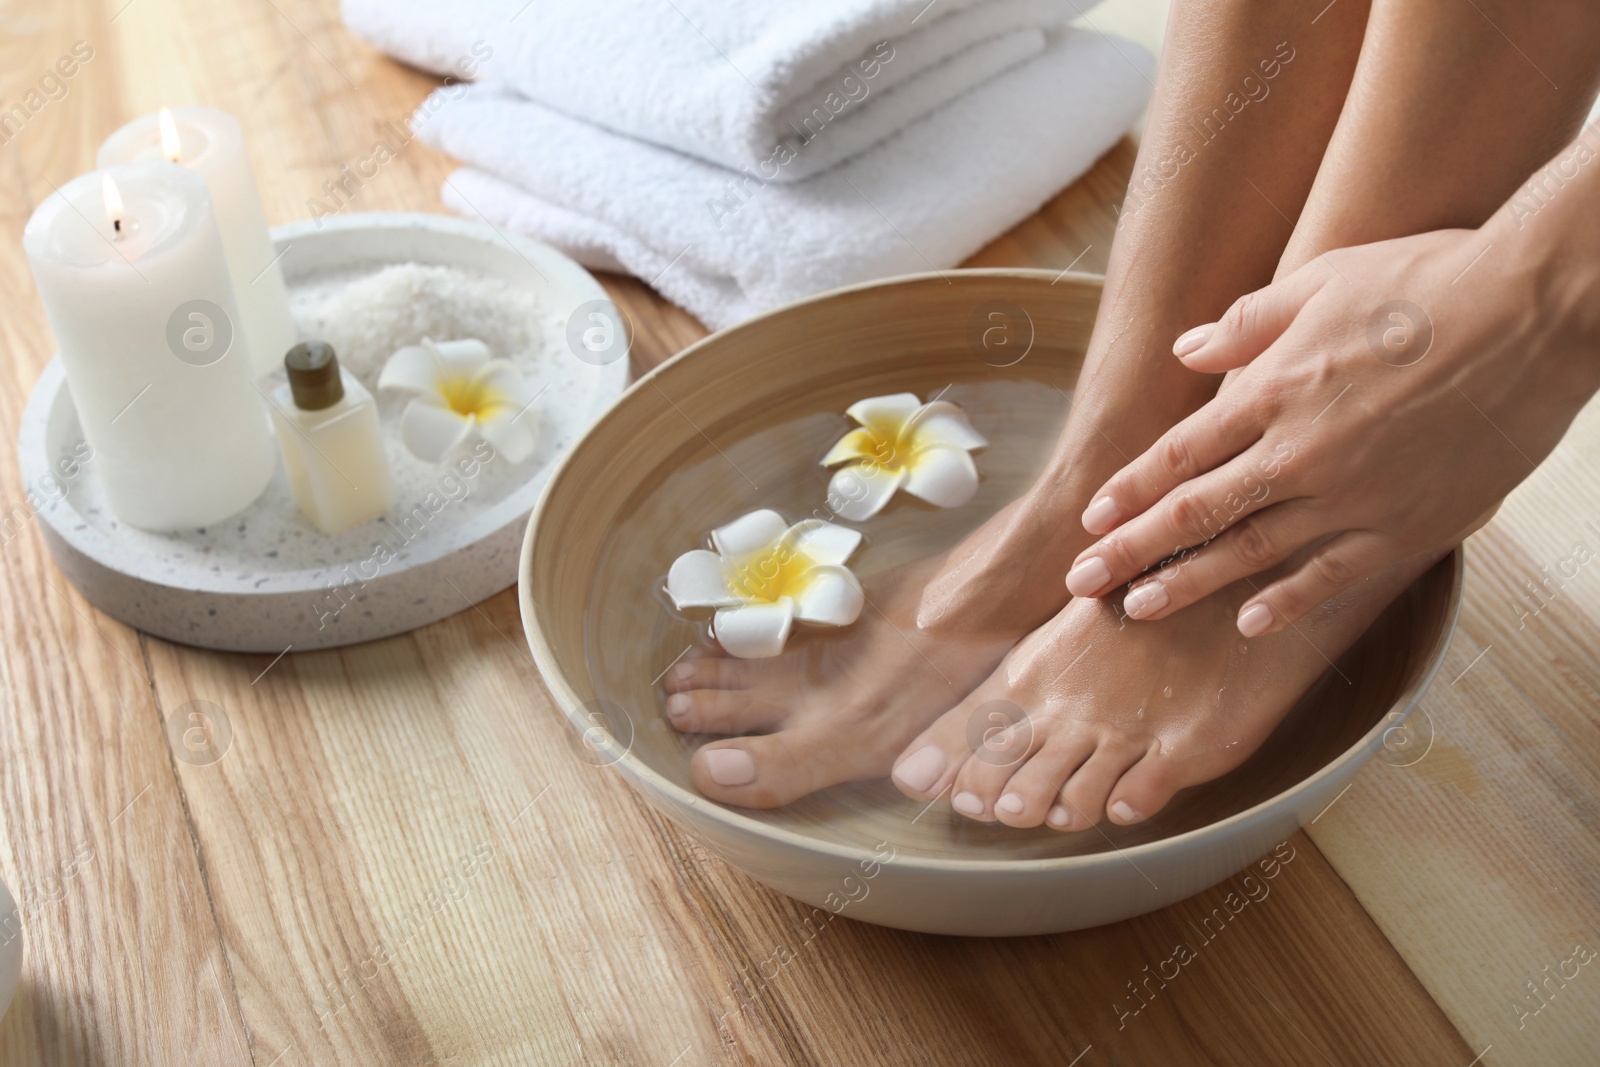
[98,107,295,379]
[23,162,276,531]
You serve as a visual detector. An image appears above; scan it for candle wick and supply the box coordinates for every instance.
[113,218,122,235]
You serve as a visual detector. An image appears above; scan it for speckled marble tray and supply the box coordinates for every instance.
[18,213,629,652]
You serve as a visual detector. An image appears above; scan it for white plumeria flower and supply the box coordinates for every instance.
[821,392,988,521]
[665,509,864,659]
[378,337,539,464]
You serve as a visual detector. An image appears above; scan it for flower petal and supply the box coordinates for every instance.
[377,343,442,395]
[821,428,878,468]
[827,463,906,521]
[399,400,475,463]
[845,393,922,439]
[903,444,980,508]
[793,566,863,627]
[477,404,539,464]
[470,359,537,412]
[908,401,988,452]
[667,549,739,609]
[785,519,862,566]
[711,509,789,558]
[712,599,795,659]
[378,338,492,395]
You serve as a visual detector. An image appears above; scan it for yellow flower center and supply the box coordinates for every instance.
[435,372,507,418]
[855,429,906,475]
[728,541,817,603]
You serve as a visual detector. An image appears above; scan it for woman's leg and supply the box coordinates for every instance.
[918,0,1372,635]
[892,0,1600,827]
[670,0,1373,808]
[1283,0,1600,276]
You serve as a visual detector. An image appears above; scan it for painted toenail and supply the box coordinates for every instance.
[1046,804,1074,828]
[952,792,986,816]
[665,693,692,720]
[1066,556,1112,597]
[997,793,1025,815]
[1082,496,1121,535]
[1110,800,1144,823]
[1237,602,1275,637]
[892,746,947,793]
[1124,582,1169,619]
[1173,324,1214,358]
[672,663,695,682]
[702,748,757,786]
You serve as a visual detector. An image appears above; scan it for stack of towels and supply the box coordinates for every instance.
[343,0,1153,329]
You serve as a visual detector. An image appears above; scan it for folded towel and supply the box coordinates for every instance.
[414,30,1153,329]
[344,0,1080,180]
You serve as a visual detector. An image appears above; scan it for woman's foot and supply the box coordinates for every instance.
[667,552,1022,808]
[665,489,1090,808]
[890,550,1442,829]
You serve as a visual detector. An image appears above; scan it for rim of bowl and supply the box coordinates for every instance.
[519,268,1465,873]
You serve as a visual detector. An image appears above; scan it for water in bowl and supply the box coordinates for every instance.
[581,371,1431,862]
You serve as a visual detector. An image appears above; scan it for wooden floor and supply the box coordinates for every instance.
[1,2,1597,1064]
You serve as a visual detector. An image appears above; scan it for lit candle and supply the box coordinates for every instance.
[23,163,276,530]
[98,107,295,379]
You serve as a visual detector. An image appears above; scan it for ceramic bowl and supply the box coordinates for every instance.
[519,270,1461,936]
[0,876,20,1020]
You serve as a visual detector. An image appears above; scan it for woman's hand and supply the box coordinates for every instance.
[1062,225,1600,636]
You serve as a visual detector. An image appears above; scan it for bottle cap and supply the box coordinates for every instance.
[285,341,345,411]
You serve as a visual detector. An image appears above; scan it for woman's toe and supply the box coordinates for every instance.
[662,688,782,734]
[689,726,866,808]
[994,729,1096,829]
[1106,741,1182,825]
[663,657,744,694]
[1059,740,1145,828]
[888,691,993,801]
[949,715,1049,823]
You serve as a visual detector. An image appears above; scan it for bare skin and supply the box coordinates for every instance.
[670,555,1015,808]
[890,555,1437,828]
[672,0,1600,819]
[898,0,1600,827]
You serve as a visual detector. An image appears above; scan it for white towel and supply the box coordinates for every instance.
[413,30,1153,329]
[344,0,1082,180]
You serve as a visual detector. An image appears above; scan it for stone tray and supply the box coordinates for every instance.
[17,212,629,652]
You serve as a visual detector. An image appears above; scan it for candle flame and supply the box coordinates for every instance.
[102,173,124,233]
[158,107,181,162]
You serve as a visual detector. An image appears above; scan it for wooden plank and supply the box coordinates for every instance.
[1309,399,1600,1067]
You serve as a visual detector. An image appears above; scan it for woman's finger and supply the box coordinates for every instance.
[1173,260,1331,374]
[1119,503,1325,621]
[1234,530,1394,636]
[1081,403,1262,536]
[1068,448,1288,598]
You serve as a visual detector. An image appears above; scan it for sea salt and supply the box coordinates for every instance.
[290,263,553,389]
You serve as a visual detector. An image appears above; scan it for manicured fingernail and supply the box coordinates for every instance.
[702,748,756,786]
[891,746,946,793]
[672,663,695,683]
[1082,495,1121,534]
[1066,556,1112,597]
[1124,581,1170,619]
[997,792,1025,815]
[1110,800,1144,823]
[1173,324,1214,358]
[952,791,986,816]
[1046,804,1074,828]
[665,693,692,720]
[1237,602,1275,637]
